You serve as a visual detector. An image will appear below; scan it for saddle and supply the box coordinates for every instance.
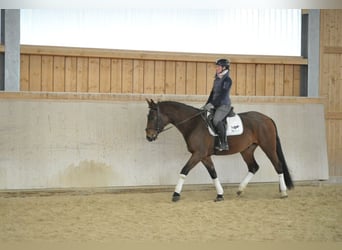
[202,107,244,136]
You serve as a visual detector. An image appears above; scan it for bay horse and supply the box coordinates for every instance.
[145,99,294,202]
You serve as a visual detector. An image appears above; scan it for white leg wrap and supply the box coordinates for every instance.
[174,174,186,194]
[239,172,254,191]
[213,178,224,195]
[279,173,287,192]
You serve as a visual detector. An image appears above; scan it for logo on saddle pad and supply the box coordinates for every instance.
[208,114,244,136]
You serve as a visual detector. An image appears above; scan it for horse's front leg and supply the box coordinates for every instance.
[172,153,201,202]
[201,156,224,202]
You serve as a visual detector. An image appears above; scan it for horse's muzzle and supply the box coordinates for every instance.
[145,129,158,142]
[146,134,157,142]
[146,136,154,142]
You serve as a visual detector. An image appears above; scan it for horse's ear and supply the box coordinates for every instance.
[146,98,151,107]
[146,98,156,108]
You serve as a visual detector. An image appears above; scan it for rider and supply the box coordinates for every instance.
[203,58,232,151]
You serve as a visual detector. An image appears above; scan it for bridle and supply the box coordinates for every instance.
[145,104,205,135]
[145,105,164,134]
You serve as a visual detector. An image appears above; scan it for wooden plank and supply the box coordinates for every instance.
[327,121,335,173]
[246,64,256,96]
[255,64,265,96]
[326,112,342,120]
[76,57,89,92]
[326,120,332,168]
[327,120,341,176]
[99,58,111,93]
[320,54,329,98]
[206,63,215,95]
[29,55,42,91]
[165,61,176,94]
[20,45,308,65]
[196,62,207,95]
[122,59,133,93]
[339,54,342,111]
[41,56,53,91]
[293,65,301,96]
[337,120,342,176]
[186,62,197,95]
[330,10,341,47]
[265,64,275,96]
[88,58,100,93]
[324,46,342,54]
[334,120,342,176]
[236,64,246,96]
[111,59,122,93]
[143,60,155,94]
[327,54,338,111]
[133,60,144,94]
[65,57,77,92]
[110,59,122,93]
[333,54,340,112]
[20,55,30,91]
[53,56,65,92]
[274,65,284,96]
[284,65,294,96]
[154,61,165,94]
[175,61,186,95]
[229,63,237,95]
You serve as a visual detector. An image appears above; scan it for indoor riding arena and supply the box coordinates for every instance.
[0,8,341,247]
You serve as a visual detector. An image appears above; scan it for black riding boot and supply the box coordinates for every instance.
[215,121,229,151]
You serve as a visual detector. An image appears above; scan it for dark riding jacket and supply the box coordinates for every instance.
[206,71,232,108]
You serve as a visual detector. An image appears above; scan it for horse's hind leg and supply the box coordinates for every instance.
[259,137,288,198]
[238,144,259,196]
[201,156,224,202]
[259,146,288,198]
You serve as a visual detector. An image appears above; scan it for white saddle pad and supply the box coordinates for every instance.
[208,114,244,136]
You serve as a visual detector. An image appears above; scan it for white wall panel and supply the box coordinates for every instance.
[0,99,328,190]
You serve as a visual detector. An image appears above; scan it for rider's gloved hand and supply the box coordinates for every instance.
[202,103,214,111]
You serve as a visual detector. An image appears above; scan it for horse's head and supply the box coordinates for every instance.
[145,99,167,142]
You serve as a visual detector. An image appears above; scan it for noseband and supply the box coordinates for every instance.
[145,105,164,135]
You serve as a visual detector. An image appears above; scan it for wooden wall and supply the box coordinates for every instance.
[20,45,306,97]
[320,10,342,177]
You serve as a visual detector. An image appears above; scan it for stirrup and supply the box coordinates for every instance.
[215,142,229,151]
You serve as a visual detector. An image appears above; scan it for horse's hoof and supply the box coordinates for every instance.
[172,192,180,202]
[214,194,224,202]
[236,190,244,196]
[280,191,288,199]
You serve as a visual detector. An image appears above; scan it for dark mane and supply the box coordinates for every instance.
[158,101,200,113]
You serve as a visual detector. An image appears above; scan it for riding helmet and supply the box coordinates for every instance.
[215,59,230,69]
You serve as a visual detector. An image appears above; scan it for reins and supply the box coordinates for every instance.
[159,109,206,133]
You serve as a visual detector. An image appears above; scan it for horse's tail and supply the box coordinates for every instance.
[275,129,294,190]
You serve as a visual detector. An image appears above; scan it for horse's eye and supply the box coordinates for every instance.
[147,113,155,121]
